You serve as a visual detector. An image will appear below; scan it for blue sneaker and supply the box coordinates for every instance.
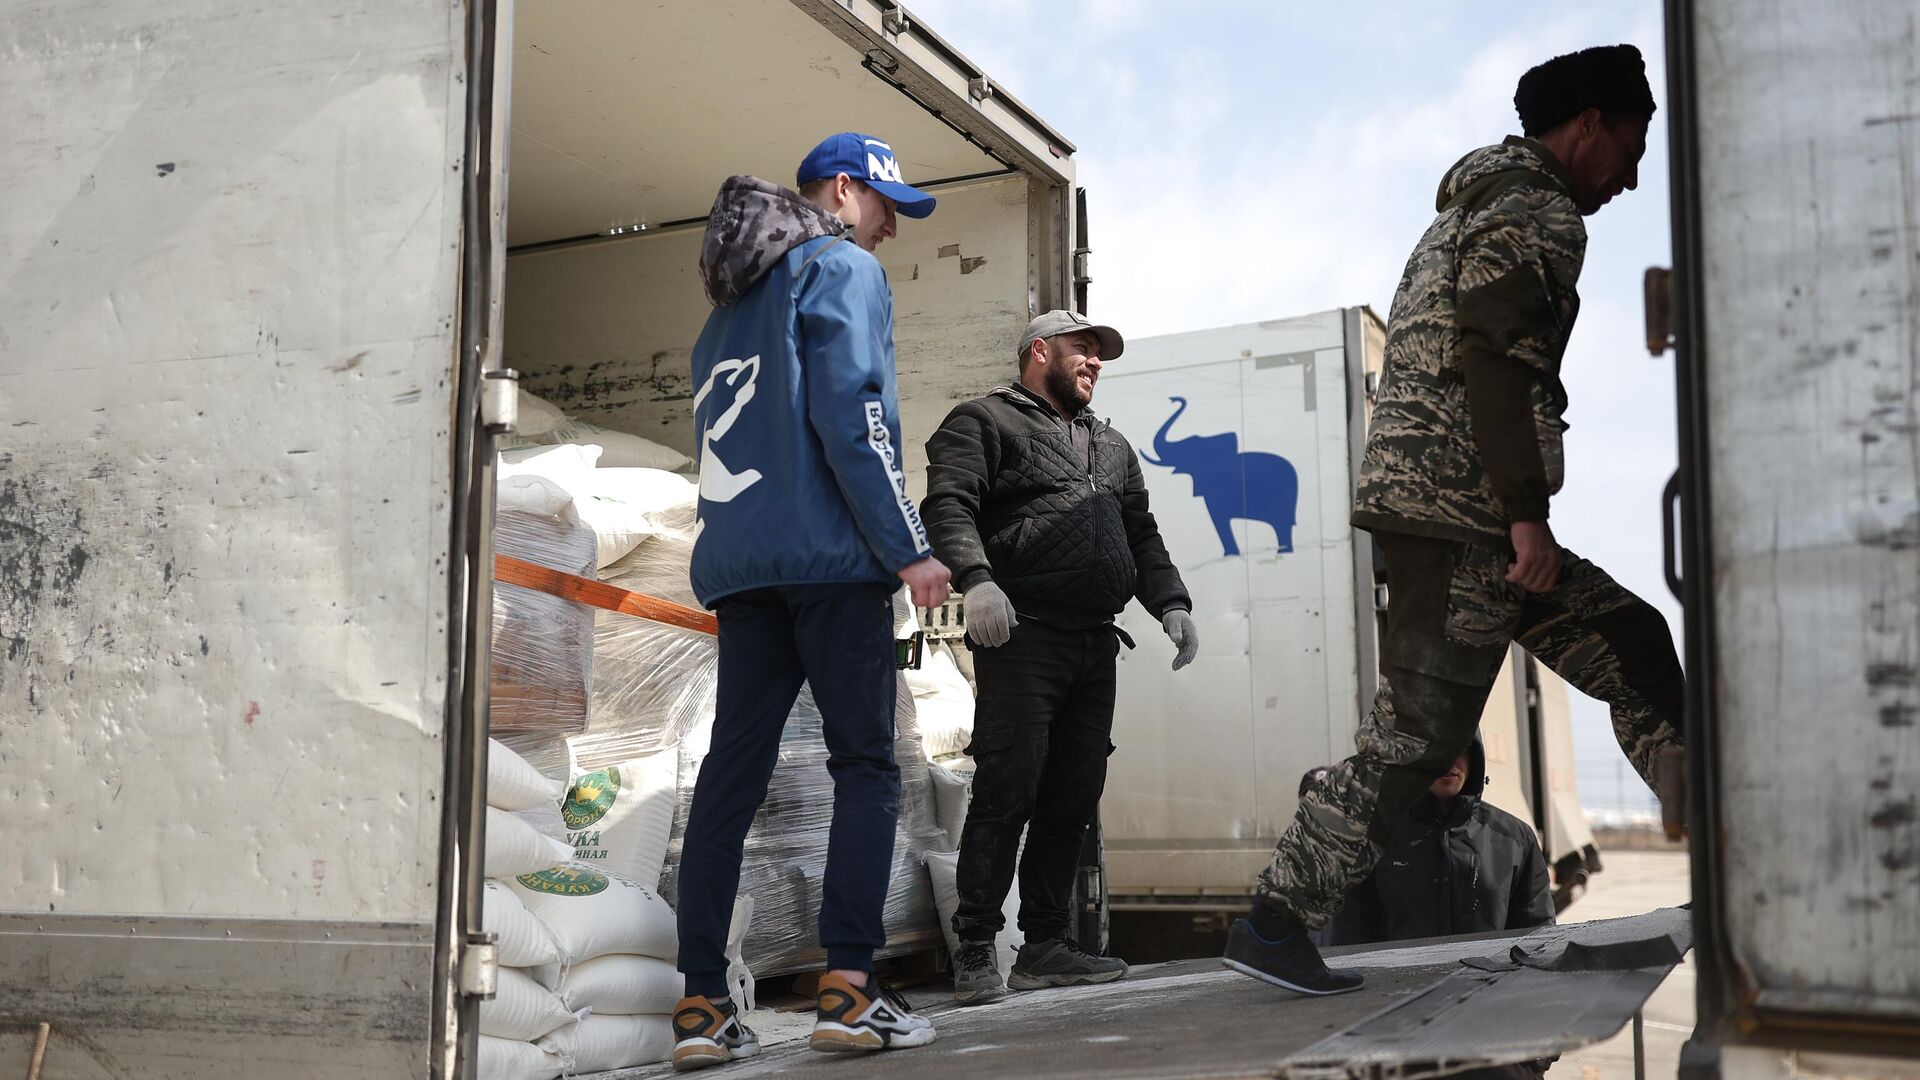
[1222,917,1363,996]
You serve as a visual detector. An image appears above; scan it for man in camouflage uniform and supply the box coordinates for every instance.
[1224,44,1686,996]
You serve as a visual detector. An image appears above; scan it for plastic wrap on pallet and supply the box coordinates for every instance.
[573,531,946,975]
[497,731,574,781]
[491,476,596,737]
[559,507,714,768]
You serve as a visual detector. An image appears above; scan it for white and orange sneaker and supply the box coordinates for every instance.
[670,994,761,1072]
[808,972,937,1053]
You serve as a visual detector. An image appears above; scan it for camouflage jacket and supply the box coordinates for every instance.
[1351,137,1586,549]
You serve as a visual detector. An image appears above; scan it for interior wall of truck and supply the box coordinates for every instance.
[499,0,1072,498]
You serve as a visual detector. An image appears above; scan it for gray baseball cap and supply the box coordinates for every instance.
[1017,309,1124,363]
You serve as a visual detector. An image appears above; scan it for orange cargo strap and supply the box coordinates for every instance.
[494,553,718,636]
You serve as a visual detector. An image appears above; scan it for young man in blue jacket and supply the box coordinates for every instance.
[670,133,952,1071]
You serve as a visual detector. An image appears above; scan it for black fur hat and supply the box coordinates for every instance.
[1515,44,1657,136]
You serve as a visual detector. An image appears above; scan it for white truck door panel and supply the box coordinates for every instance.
[1101,314,1364,892]
[0,0,482,1074]
[1677,0,1920,1045]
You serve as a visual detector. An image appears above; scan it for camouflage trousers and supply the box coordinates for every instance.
[1257,531,1685,926]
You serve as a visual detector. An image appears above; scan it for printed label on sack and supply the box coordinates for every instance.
[517,866,611,897]
[561,767,622,830]
[570,829,605,861]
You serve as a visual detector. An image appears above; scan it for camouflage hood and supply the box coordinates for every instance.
[698,175,849,307]
[1351,136,1585,548]
[1434,137,1573,213]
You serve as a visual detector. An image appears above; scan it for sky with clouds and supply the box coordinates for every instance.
[906,0,1677,815]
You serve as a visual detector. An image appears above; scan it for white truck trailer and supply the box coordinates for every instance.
[1093,311,1601,917]
[0,2,1082,1075]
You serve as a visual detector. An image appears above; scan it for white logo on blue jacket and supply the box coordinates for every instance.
[693,354,765,504]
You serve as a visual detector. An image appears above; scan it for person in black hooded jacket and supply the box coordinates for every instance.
[1326,735,1555,946]
[1316,737,1557,1078]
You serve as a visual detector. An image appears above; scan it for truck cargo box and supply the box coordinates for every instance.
[0,1,1084,1075]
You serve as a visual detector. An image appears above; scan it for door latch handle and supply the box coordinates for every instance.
[1661,472,1683,601]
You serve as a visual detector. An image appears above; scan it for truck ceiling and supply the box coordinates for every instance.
[506,0,1074,248]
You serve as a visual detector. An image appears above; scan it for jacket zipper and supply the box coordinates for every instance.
[1086,421,1099,494]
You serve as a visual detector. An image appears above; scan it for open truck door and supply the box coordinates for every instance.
[1666,0,1920,1070]
[0,0,509,1075]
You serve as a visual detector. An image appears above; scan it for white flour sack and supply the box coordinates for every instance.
[925,848,1023,974]
[488,738,565,812]
[559,751,678,887]
[539,1014,675,1074]
[479,968,582,1042]
[927,760,974,851]
[477,1035,569,1080]
[550,953,684,1016]
[486,806,575,879]
[509,864,677,964]
[483,880,560,969]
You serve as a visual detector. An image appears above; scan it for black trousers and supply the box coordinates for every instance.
[676,584,900,995]
[953,620,1119,944]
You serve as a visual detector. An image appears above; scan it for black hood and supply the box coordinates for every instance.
[1418,733,1488,827]
[1463,731,1488,800]
[697,175,849,307]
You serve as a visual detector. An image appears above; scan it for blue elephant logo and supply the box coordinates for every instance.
[1139,396,1299,556]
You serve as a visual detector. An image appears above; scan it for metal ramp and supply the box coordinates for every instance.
[593,907,1690,1079]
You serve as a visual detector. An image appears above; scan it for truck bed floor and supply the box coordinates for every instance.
[591,910,1688,1079]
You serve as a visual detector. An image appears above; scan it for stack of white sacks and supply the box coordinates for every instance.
[486,389,1023,1059]
[496,424,948,979]
[480,739,691,1078]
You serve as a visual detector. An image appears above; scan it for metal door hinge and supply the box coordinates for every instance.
[458,935,499,999]
[876,1,909,35]
[1657,746,1687,842]
[1644,267,1674,355]
[481,368,519,434]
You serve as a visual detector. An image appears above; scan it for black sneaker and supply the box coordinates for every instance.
[1007,936,1129,990]
[671,994,762,1072]
[1222,918,1363,996]
[952,940,1011,1005]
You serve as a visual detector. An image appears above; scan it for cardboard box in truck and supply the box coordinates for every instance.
[1091,311,1601,910]
[0,2,1082,1075]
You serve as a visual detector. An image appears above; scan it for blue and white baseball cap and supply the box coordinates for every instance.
[796,133,937,219]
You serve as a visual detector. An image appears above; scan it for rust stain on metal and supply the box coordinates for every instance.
[1868,799,1915,829]
[1864,662,1915,689]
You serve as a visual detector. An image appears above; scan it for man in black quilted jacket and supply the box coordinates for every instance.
[922,309,1198,1005]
